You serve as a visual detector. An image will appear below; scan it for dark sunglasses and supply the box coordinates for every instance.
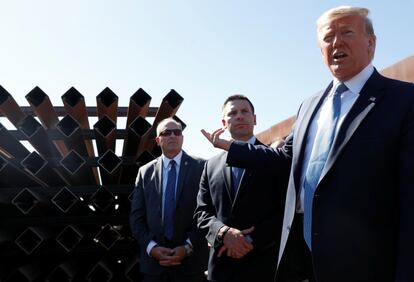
[159,129,182,137]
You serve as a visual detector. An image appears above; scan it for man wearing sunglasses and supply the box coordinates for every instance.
[195,95,288,282]
[130,118,208,282]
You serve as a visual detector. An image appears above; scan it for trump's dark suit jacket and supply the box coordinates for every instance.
[129,151,208,276]
[227,70,414,282]
[195,139,288,282]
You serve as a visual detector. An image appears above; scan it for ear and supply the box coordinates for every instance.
[367,35,376,51]
[155,136,161,145]
[221,119,226,127]
[253,114,257,126]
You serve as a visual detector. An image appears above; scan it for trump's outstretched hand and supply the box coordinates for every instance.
[201,128,232,151]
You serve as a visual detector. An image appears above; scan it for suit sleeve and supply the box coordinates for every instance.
[184,159,208,251]
[396,99,414,281]
[194,161,225,249]
[129,168,154,250]
[227,132,293,171]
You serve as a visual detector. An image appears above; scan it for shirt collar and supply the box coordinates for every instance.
[333,63,374,96]
[162,151,183,169]
[236,135,256,145]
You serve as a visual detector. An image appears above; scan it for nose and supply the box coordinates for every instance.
[332,33,343,47]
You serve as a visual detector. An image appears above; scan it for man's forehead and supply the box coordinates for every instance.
[319,15,360,32]
[160,122,180,130]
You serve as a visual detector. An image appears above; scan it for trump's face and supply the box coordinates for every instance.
[318,14,375,81]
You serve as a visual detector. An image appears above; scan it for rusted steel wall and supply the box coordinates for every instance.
[0,85,184,282]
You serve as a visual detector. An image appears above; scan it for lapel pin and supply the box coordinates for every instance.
[369,96,376,102]
[185,161,188,166]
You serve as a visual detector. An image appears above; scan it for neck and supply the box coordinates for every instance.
[163,151,180,159]
[232,134,254,142]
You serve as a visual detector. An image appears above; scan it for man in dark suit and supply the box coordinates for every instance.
[130,118,208,282]
[202,6,414,282]
[195,95,288,282]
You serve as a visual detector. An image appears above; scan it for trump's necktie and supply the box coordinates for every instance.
[164,160,176,240]
[303,83,347,250]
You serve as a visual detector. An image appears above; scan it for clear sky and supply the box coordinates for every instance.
[1,0,413,159]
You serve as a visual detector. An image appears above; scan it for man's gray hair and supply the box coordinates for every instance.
[317,6,375,36]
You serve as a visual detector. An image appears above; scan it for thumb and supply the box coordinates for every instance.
[242,226,255,235]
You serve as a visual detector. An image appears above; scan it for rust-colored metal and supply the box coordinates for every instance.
[0,85,26,127]
[119,116,152,184]
[21,151,68,187]
[381,54,414,83]
[139,89,183,156]
[61,87,99,184]
[26,86,69,156]
[256,116,296,146]
[125,88,152,127]
[0,122,30,158]
[96,87,118,124]
[0,155,44,188]
[19,115,62,159]
[93,116,117,156]
[57,115,96,185]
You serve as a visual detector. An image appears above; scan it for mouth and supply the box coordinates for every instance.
[332,51,348,62]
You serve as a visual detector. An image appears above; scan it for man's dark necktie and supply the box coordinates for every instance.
[164,160,176,240]
[231,167,243,198]
[303,83,348,250]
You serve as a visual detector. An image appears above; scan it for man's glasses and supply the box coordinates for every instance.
[159,129,182,137]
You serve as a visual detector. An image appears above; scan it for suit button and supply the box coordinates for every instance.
[313,232,319,236]
[314,193,319,197]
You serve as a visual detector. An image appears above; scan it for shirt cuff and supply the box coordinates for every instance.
[146,240,158,256]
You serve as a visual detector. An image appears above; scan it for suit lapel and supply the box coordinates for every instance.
[232,139,262,203]
[175,152,189,207]
[293,86,332,192]
[320,70,384,182]
[155,157,163,211]
[221,153,233,201]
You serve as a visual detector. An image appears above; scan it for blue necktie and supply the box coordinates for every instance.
[231,167,243,198]
[164,160,176,240]
[303,83,347,250]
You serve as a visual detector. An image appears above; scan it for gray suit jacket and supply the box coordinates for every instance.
[130,151,208,275]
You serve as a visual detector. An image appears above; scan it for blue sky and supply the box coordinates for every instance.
[1,1,413,159]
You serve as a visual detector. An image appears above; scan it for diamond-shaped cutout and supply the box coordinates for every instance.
[86,262,113,282]
[61,87,84,107]
[19,115,42,138]
[56,225,83,252]
[163,89,183,108]
[94,116,116,137]
[21,151,47,175]
[98,150,122,174]
[15,227,44,255]
[136,151,154,167]
[57,115,81,138]
[97,88,118,107]
[90,187,115,212]
[60,150,86,175]
[129,116,151,136]
[12,188,40,215]
[25,86,48,107]
[131,88,151,107]
[51,187,79,213]
[93,224,121,250]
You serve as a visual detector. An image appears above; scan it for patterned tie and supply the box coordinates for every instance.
[303,83,347,250]
[164,160,176,240]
